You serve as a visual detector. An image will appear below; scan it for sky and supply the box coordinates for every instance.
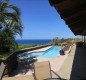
[10,0,76,39]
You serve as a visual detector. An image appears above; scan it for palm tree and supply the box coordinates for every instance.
[0,0,23,52]
[0,0,22,29]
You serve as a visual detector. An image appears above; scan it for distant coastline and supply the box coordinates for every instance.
[16,39,51,45]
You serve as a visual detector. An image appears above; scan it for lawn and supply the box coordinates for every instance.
[17,44,39,50]
[0,53,9,59]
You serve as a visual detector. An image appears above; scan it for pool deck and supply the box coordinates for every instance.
[2,45,76,80]
[55,44,76,80]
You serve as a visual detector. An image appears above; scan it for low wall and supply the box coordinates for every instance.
[0,44,51,76]
[15,44,51,54]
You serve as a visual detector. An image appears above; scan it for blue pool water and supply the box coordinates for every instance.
[41,46,61,58]
[20,46,61,58]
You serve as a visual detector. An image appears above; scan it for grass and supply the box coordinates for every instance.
[0,53,9,59]
[17,44,39,50]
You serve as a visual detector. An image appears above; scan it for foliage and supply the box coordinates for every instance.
[51,37,59,45]
[51,37,75,46]
[74,38,81,42]
[60,38,65,43]
[17,44,38,50]
[0,0,23,52]
[0,53,9,59]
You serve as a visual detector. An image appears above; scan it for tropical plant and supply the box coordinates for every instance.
[0,0,23,52]
[0,0,21,29]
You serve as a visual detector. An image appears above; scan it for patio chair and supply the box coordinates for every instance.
[0,62,6,80]
[33,61,62,80]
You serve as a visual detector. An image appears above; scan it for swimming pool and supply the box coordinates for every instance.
[18,46,61,59]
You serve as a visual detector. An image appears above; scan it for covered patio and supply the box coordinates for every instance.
[49,0,86,79]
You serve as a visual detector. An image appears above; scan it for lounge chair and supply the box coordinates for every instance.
[33,61,62,80]
[18,54,37,65]
[0,62,6,80]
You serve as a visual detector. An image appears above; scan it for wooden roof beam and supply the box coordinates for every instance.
[69,26,82,30]
[59,3,86,18]
[49,0,64,6]
[55,0,86,12]
[64,10,86,21]
[70,26,85,32]
[64,10,86,25]
[68,19,86,28]
[54,0,86,19]
[67,17,86,26]
[70,27,85,35]
[69,28,78,35]
[49,0,86,35]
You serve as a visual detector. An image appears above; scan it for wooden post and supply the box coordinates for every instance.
[82,35,83,42]
[84,35,85,45]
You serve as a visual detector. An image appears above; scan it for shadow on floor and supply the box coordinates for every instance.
[44,78,67,80]
[9,61,34,77]
[51,70,68,80]
[70,46,86,80]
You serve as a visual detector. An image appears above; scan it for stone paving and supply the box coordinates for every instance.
[56,44,76,80]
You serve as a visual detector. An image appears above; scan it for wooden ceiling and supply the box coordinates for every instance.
[49,0,86,35]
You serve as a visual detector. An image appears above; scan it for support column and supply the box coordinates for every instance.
[82,35,83,42]
[84,35,85,45]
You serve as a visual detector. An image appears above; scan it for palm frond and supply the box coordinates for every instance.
[4,12,19,22]
[8,5,21,15]
[0,1,8,12]
[0,0,23,52]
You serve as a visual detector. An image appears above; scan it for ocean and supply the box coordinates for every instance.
[16,39,51,45]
